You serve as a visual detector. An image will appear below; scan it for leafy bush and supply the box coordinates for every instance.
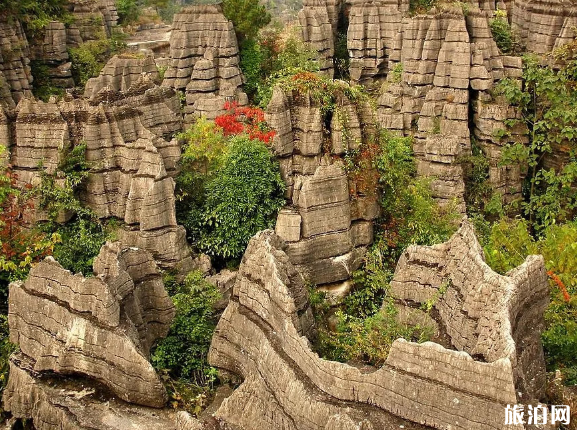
[0,314,16,413]
[116,0,140,24]
[152,271,220,385]
[176,122,285,263]
[489,10,516,54]
[30,60,65,102]
[493,44,577,233]
[214,102,275,143]
[0,152,60,299]
[69,33,126,87]
[222,0,271,43]
[314,299,432,366]
[409,0,436,14]
[480,217,577,385]
[0,0,71,35]
[47,218,115,275]
[195,136,285,260]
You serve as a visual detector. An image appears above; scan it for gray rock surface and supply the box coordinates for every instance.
[5,244,173,408]
[208,226,547,429]
[162,4,247,122]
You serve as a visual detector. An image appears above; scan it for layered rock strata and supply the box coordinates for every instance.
[162,4,247,122]
[511,0,577,54]
[5,243,173,408]
[390,219,549,401]
[8,80,188,268]
[377,4,526,209]
[208,225,548,429]
[84,54,160,99]
[0,18,33,109]
[266,86,379,288]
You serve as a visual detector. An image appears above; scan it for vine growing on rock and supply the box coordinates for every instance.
[494,43,577,233]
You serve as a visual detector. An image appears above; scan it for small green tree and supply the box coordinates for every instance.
[195,135,286,260]
[222,0,271,43]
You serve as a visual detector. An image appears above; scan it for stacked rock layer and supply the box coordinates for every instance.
[207,222,548,430]
[162,4,247,122]
[266,86,379,288]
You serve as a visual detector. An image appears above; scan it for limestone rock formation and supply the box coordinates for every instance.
[3,358,180,430]
[0,17,32,109]
[162,4,247,122]
[266,86,379,288]
[511,0,577,54]
[5,243,174,408]
[390,219,550,401]
[29,21,74,88]
[298,0,338,77]
[8,81,188,268]
[377,4,525,210]
[208,224,548,430]
[84,54,160,99]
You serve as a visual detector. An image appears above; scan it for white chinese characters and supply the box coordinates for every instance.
[505,404,570,426]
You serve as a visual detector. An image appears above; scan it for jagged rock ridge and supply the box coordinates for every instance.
[208,221,549,430]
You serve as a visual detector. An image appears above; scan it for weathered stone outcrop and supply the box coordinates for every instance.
[511,0,577,54]
[3,358,180,430]
[390,219,549,401]
[377,4,526,209]
[8,82,188,268]
[266,86,378,288]
[29,21,75,88]
[298,0,338,77]
[0,17,32,109]
[163,4,247,122]
[84,54,160,99]
[5,243,173,408]
[208,224,548,430]
[347,0,408,83]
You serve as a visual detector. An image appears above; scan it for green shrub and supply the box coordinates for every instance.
[68,34,126,87]
[0,314,16,414]
[489,10,515,54]
[152,271,220,382]
[409,0,436,14]
[195,136,286,260]
[116,0,140,24]
[481,217,577,385]
[30,60,65,102]
[315,301,432,366]
[222,0,271,43]
[47,218,115,275]
[0,0,71,35]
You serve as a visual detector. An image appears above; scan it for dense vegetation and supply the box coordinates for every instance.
[152,271,220,414]
[176,114,285,265]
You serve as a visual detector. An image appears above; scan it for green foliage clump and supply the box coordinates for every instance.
[152,271,220,413]
[0,315,17,411]
[69,34,126,87]
[176,120,285,263]
[222,0,271,43]
[489,9,516,54]
[479,218,577,385]
[0,0,71,35]
[409,0,436,14]
[239,27,320,105]
[36,142,115,275]
[493,44,577,233]
[314,297,432,366]
[195,136,285,260]
[30,60,65,102]
[116,0,141,24]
